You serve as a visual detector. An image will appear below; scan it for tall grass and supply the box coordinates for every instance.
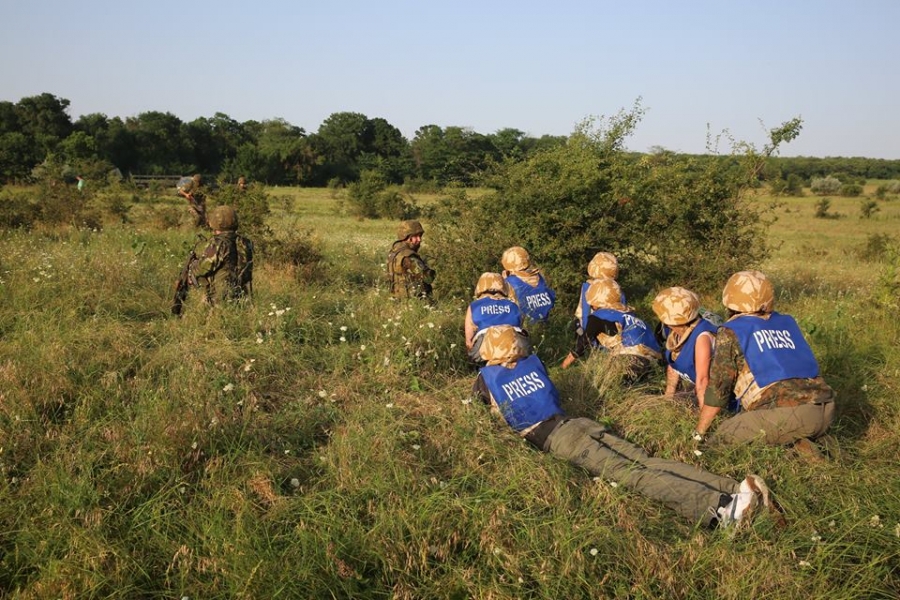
[0,187,898,598]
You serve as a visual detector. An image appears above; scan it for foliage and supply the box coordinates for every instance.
[814,197,834,219]
[345,170,418,220]
[427,103,799,303]
[859,199,880,219]
[857,233,895,261]
[810,176,842,195]
[840,183,863,197]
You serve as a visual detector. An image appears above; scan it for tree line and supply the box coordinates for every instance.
[2,92,899,188]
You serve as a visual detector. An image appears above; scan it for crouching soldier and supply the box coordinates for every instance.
[387,220,435,300]
[194,205,254,305]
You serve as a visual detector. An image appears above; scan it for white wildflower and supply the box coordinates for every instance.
[340,336,346,342]
[589,548,599,556]
[222,383,235,392]
[275,309,285,316]
[427,322,435,328]
[609,481,618,488]
[360,345,366,351]
[340,325,348,332]
[693,449,703,457]
[318,390,327,398]
[191,441,198,450]
[385,403,394,408]
[290,478,300,488]
[798,560,811,568]
[811,532,822,543]
[412,444,421,450]
[450,343,457,349]
[461,397,472,405]
[870,515,883,528]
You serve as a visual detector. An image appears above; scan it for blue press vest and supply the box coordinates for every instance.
[506,274,556,323]
[591,308,661,353]
[470,297,523,332]
[579,282,627,331]
[723,312,819,389]
[665,319,718,383]
[480,354,562,432]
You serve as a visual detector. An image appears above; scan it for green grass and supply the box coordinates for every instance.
[0,185,898,598]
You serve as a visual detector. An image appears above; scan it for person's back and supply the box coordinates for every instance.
[194,206,253,304]
[500,246,555,323]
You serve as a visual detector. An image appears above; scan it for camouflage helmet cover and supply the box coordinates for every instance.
[587,252,618,279]
[652,286,701,326]
[474,272,508,298]
[208,205,238,231]
[397,220,425,240]
[479,325,529,366]
[501,246,531,272]
[722,270,775,314]
[585,276,626,311]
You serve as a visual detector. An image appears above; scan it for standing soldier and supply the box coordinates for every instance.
[178,174,207,228]
[193,205,254,306]
[387,219,435,300]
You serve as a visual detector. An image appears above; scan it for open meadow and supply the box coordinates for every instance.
[0,184,898,599]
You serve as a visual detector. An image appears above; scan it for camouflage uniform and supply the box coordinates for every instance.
[179,174,207,228]
[194,206,253,305]
[387,220,435,300]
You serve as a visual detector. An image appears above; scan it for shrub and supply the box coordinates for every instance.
[859,199,880,219]
[810,176,842,195]
[857,233,895,261]
[346,170,418,219]
[814,198,833,218]
[0,191,41,229]
[260,227,325,282]
[840,183,863,197]
[425,103,801,302]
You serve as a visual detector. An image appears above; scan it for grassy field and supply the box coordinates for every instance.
[0,185,898,599]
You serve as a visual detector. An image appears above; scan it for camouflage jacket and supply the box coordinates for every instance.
[704,326,834,411]
[387,240,435,299]
[193,232,253,304]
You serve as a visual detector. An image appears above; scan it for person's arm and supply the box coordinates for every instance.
[471,373,491,405]
[664,365,680,397]
[696,327,740,435]
[464,306,476,350]
[693,332,714,409]
[562,315,617,368]
[695,404,721,436]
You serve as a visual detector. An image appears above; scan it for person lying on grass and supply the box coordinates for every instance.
[472,325,772,529]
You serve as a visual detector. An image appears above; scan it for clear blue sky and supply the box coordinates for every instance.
[3,0,899,158]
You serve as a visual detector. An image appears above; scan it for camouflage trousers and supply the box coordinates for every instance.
[544,417,739,526]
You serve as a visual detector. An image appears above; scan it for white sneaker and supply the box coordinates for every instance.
[717,474,770,528]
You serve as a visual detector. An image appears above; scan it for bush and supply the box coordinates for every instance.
[0,191,41,229]
[814,197,833,218]
[859,199,880,219]
[260,227,325,282]
[841,183,863,197]
[857,233,895,261]
[346,170,418,219]
[425,104,801,302]
[810,176,842,195]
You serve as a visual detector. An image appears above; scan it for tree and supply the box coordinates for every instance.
[0,132,36,182]
[14,93,73,158]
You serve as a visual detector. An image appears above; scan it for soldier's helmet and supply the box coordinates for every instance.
[474,272,508,298]
[587,252,618,280]
[652,286,701,326]
[722,270,775,314]
[192,174,202,184]
[585,276,626,311]
[208,205,238,231]
[479,325,530,366]
[397,220,425,241]
[501,246,531,272]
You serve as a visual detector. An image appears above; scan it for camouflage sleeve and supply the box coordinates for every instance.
[703,326,742,409]
[401,254,435,295]
[192,239,224,279]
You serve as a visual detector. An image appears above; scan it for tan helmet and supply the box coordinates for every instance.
[722,270,775,314]
[397,220,425,241]
[501,246,531,272]
[652,287,701,326]
[587,252,618,279]
[208,205,238,231]
[192,174,202,183]
[479,325,529,366]
[585,276,626,311]
[474,272,508,298]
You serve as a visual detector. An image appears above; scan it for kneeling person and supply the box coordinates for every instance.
[464,272,529,363]
[194,205,254,305]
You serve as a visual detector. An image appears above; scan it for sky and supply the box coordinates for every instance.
[3,0,899,159]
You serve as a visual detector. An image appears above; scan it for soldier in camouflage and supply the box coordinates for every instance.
[178,174,208,228]
[193,205,254,306]
[694,270,834,448]
[387,220,435,300]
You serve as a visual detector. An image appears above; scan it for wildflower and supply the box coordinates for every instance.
[318,390,327,398]
[290,478,300,488]
[360,345,366,351]
[427,322,435,328]
[461,397,473,405]
[870,515,883,528]
[589,548,599,556]
[450,343,457,349]
[811,532,822,543]
[339,336,346,342]
[256,332,264,344]
[275,309,285,316]
[412,444,421,450]
[222,383,235,392]
[340,325,348,332]
[798,560,811,568]
[191,441,198,450]
[693,449,703,457]
[385,403,394,408]
[609,481,619,488]
[894,523,900,538]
